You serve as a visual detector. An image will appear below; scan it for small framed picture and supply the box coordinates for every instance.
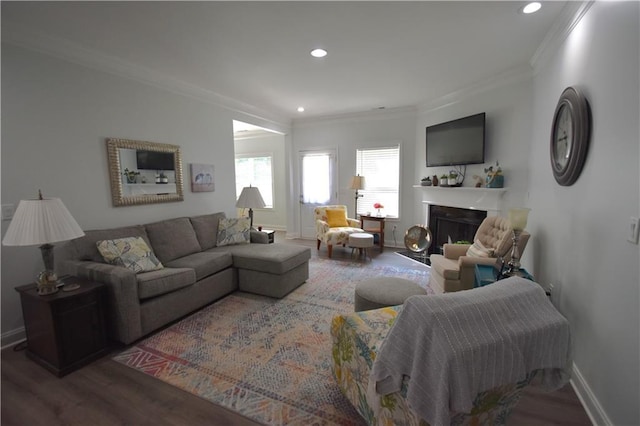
[190,163,215,192]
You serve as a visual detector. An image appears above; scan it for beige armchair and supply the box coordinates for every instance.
[429,216,530,293]
[315,205,364,258]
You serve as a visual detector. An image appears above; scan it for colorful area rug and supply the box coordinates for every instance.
[113,257,432,425]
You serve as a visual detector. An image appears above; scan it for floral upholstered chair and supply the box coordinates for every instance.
[315,205,364,258]
[331,278,572,426]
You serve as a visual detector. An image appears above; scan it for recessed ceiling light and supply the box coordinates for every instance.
[297,106,305,112]
[522,2,541,14]
[310,48,328,58]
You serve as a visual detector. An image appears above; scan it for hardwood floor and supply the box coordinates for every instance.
[2,234,593,425]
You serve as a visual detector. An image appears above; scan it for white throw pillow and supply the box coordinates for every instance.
[466,239,495,258]
[217,217,251,247]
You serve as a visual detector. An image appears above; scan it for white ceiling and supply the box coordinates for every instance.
[2,1,572,123]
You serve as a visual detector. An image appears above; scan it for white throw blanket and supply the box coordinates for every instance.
[370,277,572,426]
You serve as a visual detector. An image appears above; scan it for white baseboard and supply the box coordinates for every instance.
[1,327,26,350]
[571,362,611,426]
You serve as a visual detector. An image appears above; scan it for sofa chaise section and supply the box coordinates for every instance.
[215,243,311,298]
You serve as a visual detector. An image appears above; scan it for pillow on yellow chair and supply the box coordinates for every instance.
[326,209,349,228]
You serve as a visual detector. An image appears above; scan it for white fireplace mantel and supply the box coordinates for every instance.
[414,185,507,217]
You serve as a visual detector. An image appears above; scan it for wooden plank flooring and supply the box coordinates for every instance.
[2,235,593,425]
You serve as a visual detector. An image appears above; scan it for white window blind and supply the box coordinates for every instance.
[235,154,273,208]
[356,146,400,218]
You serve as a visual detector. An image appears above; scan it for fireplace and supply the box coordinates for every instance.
[428,205,486,255]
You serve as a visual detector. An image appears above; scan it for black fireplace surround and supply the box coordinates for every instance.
[428,205,487,255]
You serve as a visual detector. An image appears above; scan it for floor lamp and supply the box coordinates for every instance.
[349,175,365,217]
[236,185,266,229]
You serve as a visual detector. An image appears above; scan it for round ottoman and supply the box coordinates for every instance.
[354,277,427,312]
[349,233,374,261]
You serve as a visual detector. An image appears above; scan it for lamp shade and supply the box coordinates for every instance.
[235,186,266,209]
[349,175,365,190]
[2,197,85,246]
[508,208,531,231]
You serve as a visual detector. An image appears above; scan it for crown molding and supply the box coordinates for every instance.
[416,64,533,115]
[2,22,292,129]
[530,1,594,74]
[292,105,417,128]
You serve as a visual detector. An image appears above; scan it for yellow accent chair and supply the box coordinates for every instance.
[315,205,364,258]
[429,215,530,293]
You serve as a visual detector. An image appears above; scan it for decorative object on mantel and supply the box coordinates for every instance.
[123,168,140,184]
[484,161,504,188]
[504,208,530,277]
[550,86,591,186]
[439,174,449,187]
[420,177,432,186]
[448,170,460,186]
[432,175,439,186]
[190,163,215,192]
[472,175,484,187]
[2,190,85,295]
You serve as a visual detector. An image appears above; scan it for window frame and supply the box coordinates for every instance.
[355,144,401,219]
[234,152,275,209]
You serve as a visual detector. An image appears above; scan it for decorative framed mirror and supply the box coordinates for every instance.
[106,138,184,207]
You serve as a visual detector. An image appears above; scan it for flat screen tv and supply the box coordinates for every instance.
[136,150,175,171]
[426,112,485,167]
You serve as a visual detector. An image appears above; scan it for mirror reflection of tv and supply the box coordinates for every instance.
[426,112,485,167]
[136,150,175,170]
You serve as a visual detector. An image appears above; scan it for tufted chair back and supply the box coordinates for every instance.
[474,216,514,258]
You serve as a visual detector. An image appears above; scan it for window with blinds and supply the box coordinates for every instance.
[356,145,400,218]
[235,154,273,208]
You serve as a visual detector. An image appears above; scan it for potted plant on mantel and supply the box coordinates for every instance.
[420,177,432,186]
[440,174,449,187]
[448,171,459,186]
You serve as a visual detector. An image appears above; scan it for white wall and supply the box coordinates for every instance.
[234,131,288,230]
[291,109,418,246]
[0,44,289,344]
[528,3,639,424]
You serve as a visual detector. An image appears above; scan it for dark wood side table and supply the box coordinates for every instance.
[360,215,385,252]
[15,276,109,377]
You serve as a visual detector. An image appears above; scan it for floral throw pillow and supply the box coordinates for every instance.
[96,236,164,273]
[466,239,495,258]
[217,217,251,247]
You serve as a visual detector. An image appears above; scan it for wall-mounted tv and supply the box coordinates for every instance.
[136,150,175,171]
[426,112,485,167]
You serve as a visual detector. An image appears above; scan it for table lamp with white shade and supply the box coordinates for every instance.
[2,191,85,295]
[504,207,531,277]
[235,185,265,229]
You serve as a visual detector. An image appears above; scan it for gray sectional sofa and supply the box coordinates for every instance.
[56,212,311,344]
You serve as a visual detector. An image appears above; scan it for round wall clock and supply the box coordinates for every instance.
[550,86,591,186]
